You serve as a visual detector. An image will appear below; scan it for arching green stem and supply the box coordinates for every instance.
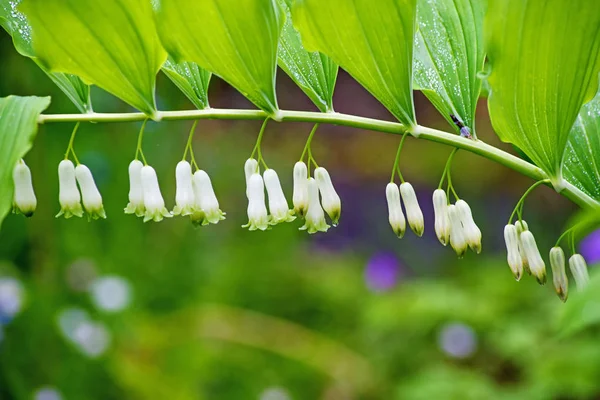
[390,132,409,183]
[508,179,552,224]
[64,122,81,164]
[135,119,149,165]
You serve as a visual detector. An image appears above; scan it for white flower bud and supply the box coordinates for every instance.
[124,160,145,217]
[400,182,424,237]
[515,220,530,274]
[448,204,467,257]
[12,160,36,217]
[314,167,341,226]
[242,173,269,231]
[244,158,259,198]
[432,189,450,245]
[56,159,83,219]
[520,230,546,284]
[386,183,405,238]
[569,254,589,291]
[172,161,195,216]
[300,178,329,234]
[264,169,295,224]
[503,224,523,280]
[456,199,481,254]
[75,164,106,220]
[192,170,225,225]
[140,165,172,222]
[550,246,568,302]
[292,161,309,217]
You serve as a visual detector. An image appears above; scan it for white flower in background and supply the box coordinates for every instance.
[385,183,405,238]
[456,200,481,254]
[124,160,145,217]
[56,160,83,219]
[300,178,330,234]
[242,173,269,231]
[432,189,450,245]
[569,254,589,291]
[448,204,467,257]
[314,167,341,226]
[12,159,37,217]
[549,246,568,302]
[503,224,523,280]
[264,169,295,224]
[172,161,195,216]
[292,161,309,217]
[244,158,259,198]
[140,165,171,222]
[75,164,106,220]
[515,220,530,274]
[192,170,226,225]
[520,230,546,284]
[399,182,424,236]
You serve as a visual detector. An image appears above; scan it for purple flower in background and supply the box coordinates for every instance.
[365,252,403,292]
[580,229,600,265]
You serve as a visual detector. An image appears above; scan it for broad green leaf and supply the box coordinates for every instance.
[162,58,212,110]
[0,0,91,113]
[413,0,485,136]
[156,0,283,117]
[0,95,50,230]
[277,0,338,112]
[292,0,417,126]
[486,0,600,184]
[564,88,600,201]
[20,0,167,117]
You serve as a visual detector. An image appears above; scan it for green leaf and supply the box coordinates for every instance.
[277,0,338,112]
[162,58,212,110]
[564,88,600,201]
[0,0,91,113]
[20,0,167,117]
[155,0,283,118]
[485,0,600,184]
[413,0,485,136]
[292,0,417,126]
[0,95,50,230]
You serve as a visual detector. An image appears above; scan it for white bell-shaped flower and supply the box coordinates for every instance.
[75,164,106,220]
[569,254,589,291]
[172,161,196,216]
[503,224,523,280]
[432,189,450,245]
[292,161,309,217]
[515,220,530,274]
[244,158,259,198]
[456,200,481,254]
[192,170,226,225]
[242,173,269,231]
[314,167,341,226]
[264,169,295,224]
[386,183,405,238]
[300,178,329,234]
[140,165,172,222]
[550,246,568,302]
[400,182,424,237]
[124,160,145,217]
[520,230,546,284]
[448,204,467,257]
[56,159,83,219]
[12,159,37,217]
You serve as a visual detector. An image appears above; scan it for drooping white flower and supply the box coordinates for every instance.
[140,165,171,222]
[399,182,424,237]
[515,220,530,274]
[56,159,83,219]
[386,183,405,238]
[432,189,450,245]
[300,177,329,234]
[314,167,341,226]
[456,199,481,254]
[448,204,467,257]
[520,230,546,284]
[124,160,145,217]
[242,173,269,231]
[292,161,309,217]
[550,246,568,302]
[192,170,226,225]
[172,161,195,216]
[264,169,295,224]
[12,159,36,217]
[569,254,589,291]
[75,164,106,220]
[503,224,523,280]
[244,158,259,198]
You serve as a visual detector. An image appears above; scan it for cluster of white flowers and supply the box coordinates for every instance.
[56,160,106,220]
[386,182,424,238]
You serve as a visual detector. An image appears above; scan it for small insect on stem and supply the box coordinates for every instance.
[450,114,473,139]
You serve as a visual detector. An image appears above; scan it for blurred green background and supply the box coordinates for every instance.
[1,28,600,400]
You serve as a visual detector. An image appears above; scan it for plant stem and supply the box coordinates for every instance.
[300,123,320,162]
[250,118,269,170]
[390,133,408,183]
[135,119,149,165]
[438,148,459,189]
[64,122,81,164]
[182,120,199,162]
[508,179,551,224]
